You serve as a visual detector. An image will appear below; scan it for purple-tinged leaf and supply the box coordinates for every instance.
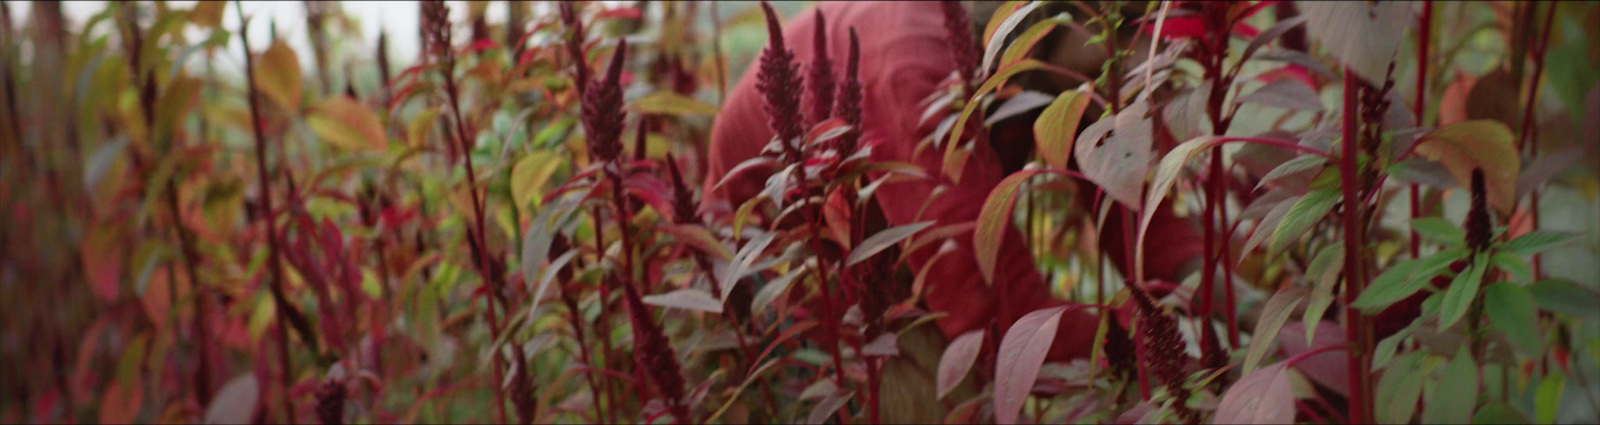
[1215,362,1295,424]
[937,330,985,400]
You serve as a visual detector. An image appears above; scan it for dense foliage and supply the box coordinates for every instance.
[2,1,1598,424]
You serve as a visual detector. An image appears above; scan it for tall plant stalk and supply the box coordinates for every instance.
[235,3,296,422]
[1339,68,1374,425]
[1518,2,1556,279]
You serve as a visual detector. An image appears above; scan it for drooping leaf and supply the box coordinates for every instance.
[978,1,1045,78]
[1244,287,1308,374]
[998,16,1073,71]
[255,40,303,112]
[1299,1,1410,86]
[1075,100,1153,210]
[975,169,1045,284]
[1491,253,1531,283]
[660,224,734,264]
[1375,351,1426,423]
[1241,196,1297,257]
[805,389,855,424]
[642,288,724,313]
[307,96,387,151]
[1255,155,1326,192]
[1422,347,1480,425]
[1500,231,1578,256]
[945,58,1053,181]
[994,305,1070,425]
[204,375,260,425]
[1236,79,1324,111]
[1483,282,1541,357]
[987,90,1055,126]
[1412,120,1521,215]
[1268,189,1339,255]
[1303,242,1343,344]
[1215,362,1296,424]
[752,266,805,317]
[937,330,984,400]
[1139,135,1223,273]
[629,91,719,117]
[847,221,934,266]
[1412,217,1466,247]
[1439,253,1489,330]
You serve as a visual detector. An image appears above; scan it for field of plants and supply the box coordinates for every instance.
[2,1,1598,424]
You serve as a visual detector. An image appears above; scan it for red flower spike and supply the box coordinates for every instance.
[559,2,590,96]
[807,10,835,126]
[665,153,696,224]
[757,1,805,157]
[940,1,979,84]
[826,28,864,157]
[583,40,628,163]
[620,277,690,422]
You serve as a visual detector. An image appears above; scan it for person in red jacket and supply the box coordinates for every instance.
[702,1,1204,362]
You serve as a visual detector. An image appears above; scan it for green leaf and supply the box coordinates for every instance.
[1413,120,1521,215]
[1439,253,1490,330]
[1371,325,1414,371]
[1303,242,1343,345]
[1491,252,1531,283]
[1244,288,1308,374]
[510,151,562,210]
[307,96,386,151]
[1422,347,1480,424]
[1268,189,1340,255]
[1471,402,1528,424]
[1500,231,1578,256]
[1032,89,1091,170]
[1483,282,1541,357]
[1353,248,1468,311]
[1535,373,1564,424]
[1412,217,1465,247]
[1528,279,1600,318]
[1376,351,1426,423]
[847,221,935,266]
[946,58,1050,182]
[975,169,1046,284]
[629,92,719,117]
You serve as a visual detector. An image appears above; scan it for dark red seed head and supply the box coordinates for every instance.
[582,40,628,162]
[757,2,805,157]
[807,10,835,125]
[939,1,979,85]
[1465,168,1492,251]
[832,28,863,154]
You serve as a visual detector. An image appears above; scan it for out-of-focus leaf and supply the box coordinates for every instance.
[1255,155,1325,191]
[1483,282,1541,357]
[1535,373,1564,424]
[1412,217,1465,247]
[937,330,984,400]
[1242,15,1308,61]
[81,221,126,304]
[642,288,723,313]
[1423,347,1480,424]
[1268,189,1339,255]
[1140,136,1222,268]
[1032,89,1092,170]
[510,151,561,209]
[1236,79,1323,111]
[752,266,804,317]
[1215,362,1295,424]
[805,389,855,424]
[1471,402,1528,424]
[189,1,225,28]
[1500,231,1578,256]
[99,381,143,425]
[1299,1,1410,85]
[1491,253,1531,283]
[945,58,1051,181]
[1439,253,1488,329]
[1412,120,1520,215]
[1278,322,1349,396]
[986,90,1053,126]
[847,221,933,266]
[1241,195,1296,257]
[629,91,718,117]
[994,305,1070,425]
[660,224,733,264]
[975,169,1045,284]
[255,40,303,112]
[1075,100,1153,210]
[1244,287,1307,374]
[204,375,260,425]
[998,15,1073,71]
[308,96,387,151]
[1528,279,1600,318]
[407,106,440,148]
[1516,146,1588,201]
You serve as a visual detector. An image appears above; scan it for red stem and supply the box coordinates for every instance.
[1339,68,1374,424]
[1519,2,1556,279]
[235,5,296,422]
[1410,1,1433,260]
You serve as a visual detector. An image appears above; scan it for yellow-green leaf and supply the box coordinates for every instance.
[1413,120,1521,215]
[255,40,303,112]
[307,96,386,151]
[189,1,225,28]
[510,151,562,209]
[629,91,719,117]
[1033,89,1090,170]
[975,169,1046,284]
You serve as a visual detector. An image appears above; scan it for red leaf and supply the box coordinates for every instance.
[994,305,1086,424]
[1158,16,1208,40]
[937,330,985,399]
[1215,362,1296,424]
[595,6,642,21]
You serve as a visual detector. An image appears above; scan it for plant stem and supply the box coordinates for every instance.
[1339,68,1373,425]
[235,4,296,421]
[1410,1,1433,261]
[1519,2,1555,279]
